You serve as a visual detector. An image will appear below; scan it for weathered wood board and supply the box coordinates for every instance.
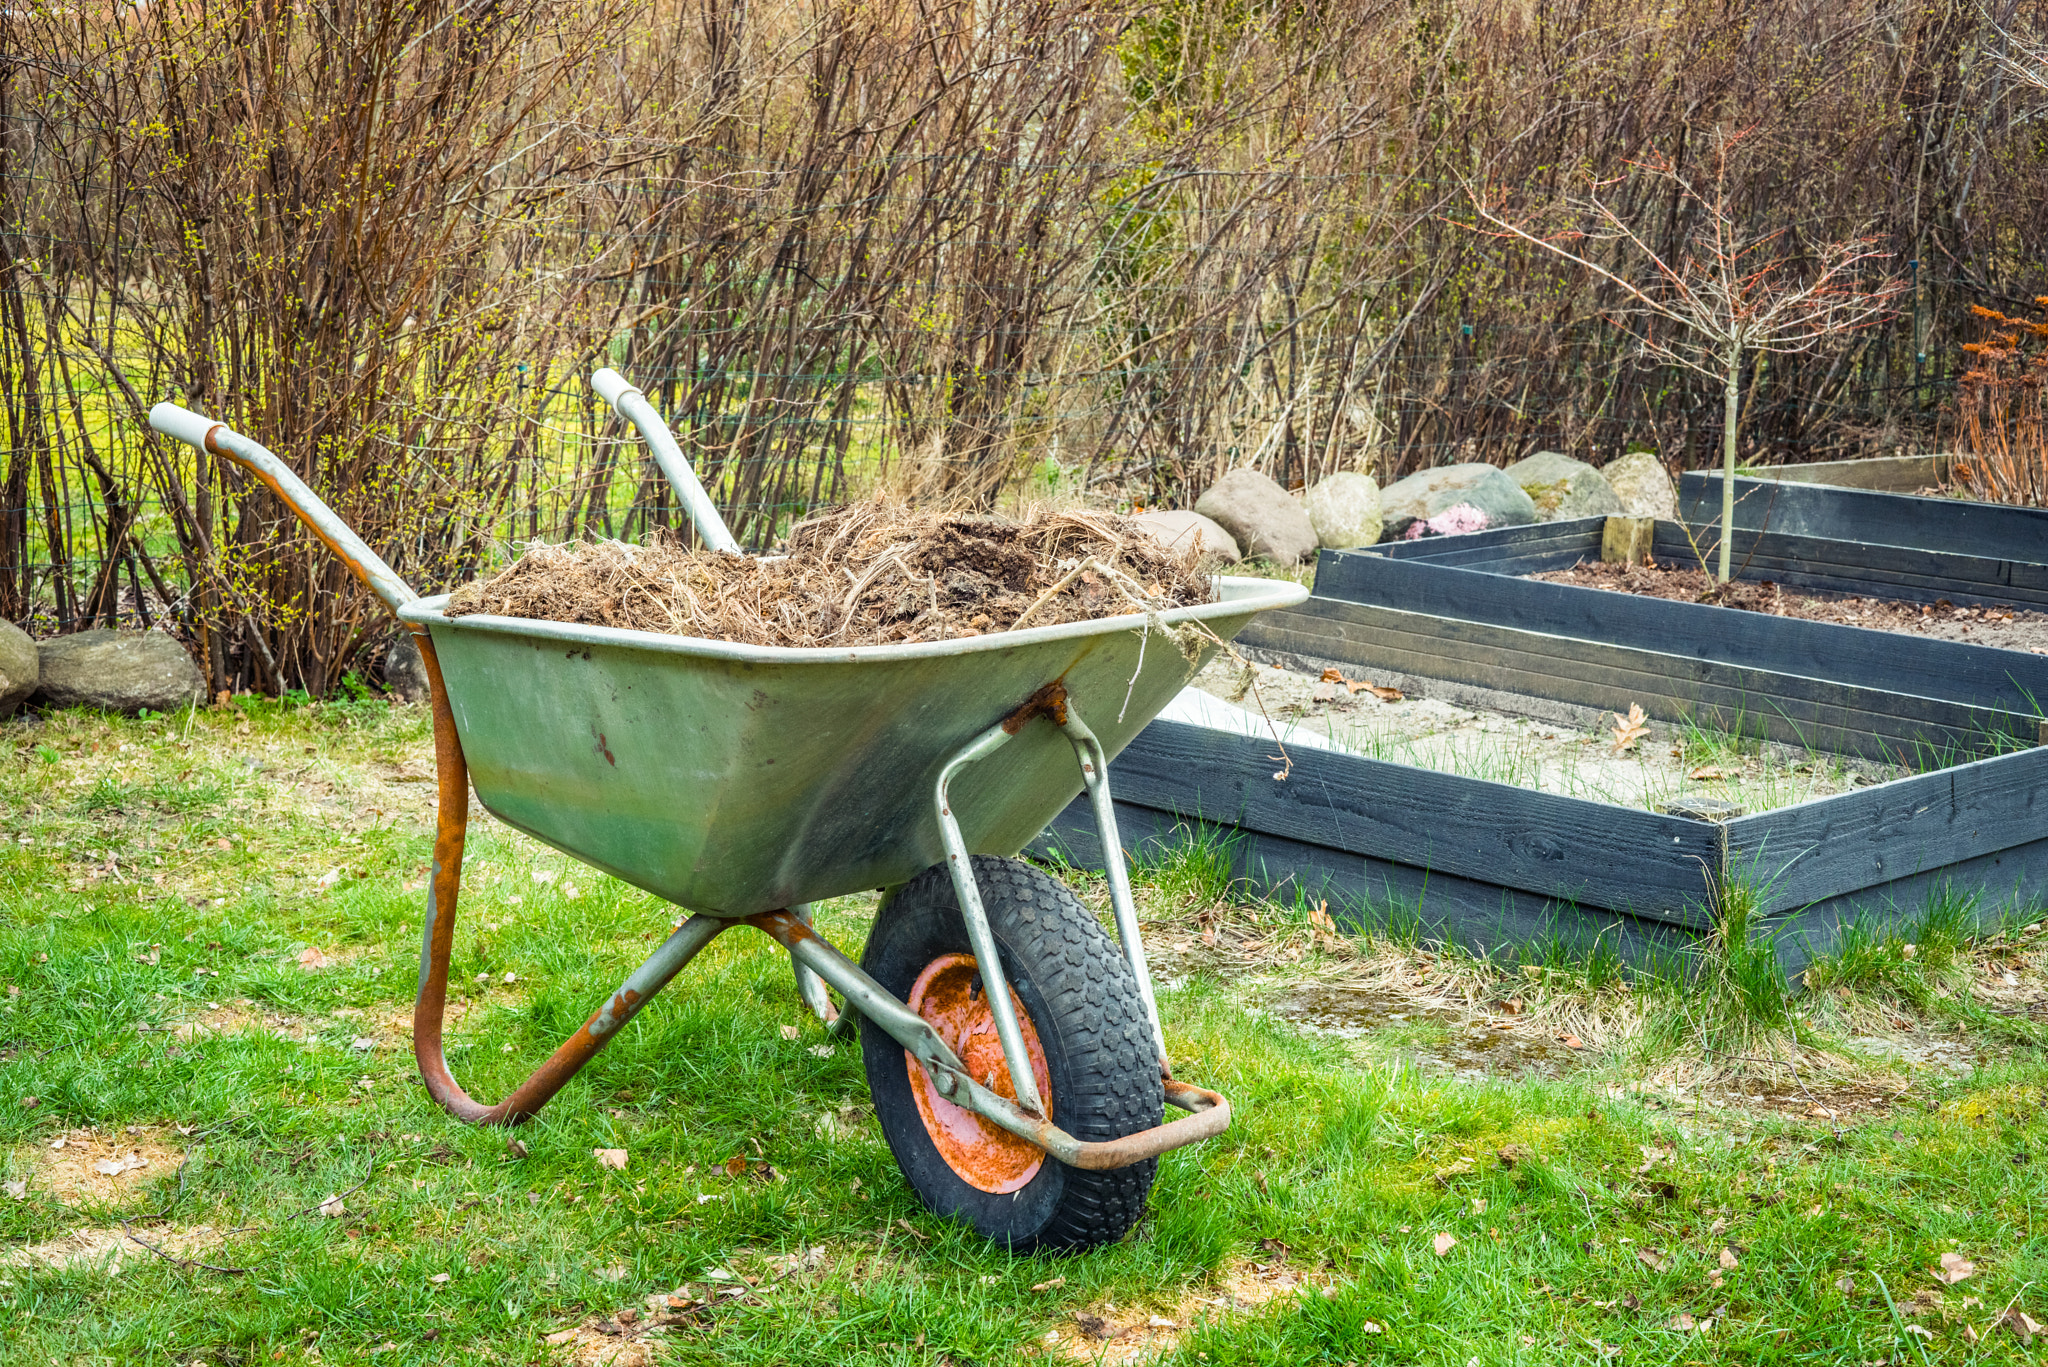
[1679,472,2048,563]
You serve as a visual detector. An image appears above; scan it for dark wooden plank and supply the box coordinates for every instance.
[1767,839,2048,982]
[1726,745,2048,915]
[1680,472,2048,564]
[1101,719,1724,926]
[1239,600,2041,761]
[1650,525,2048,612]
[1361,518,1603,573]
[1735,455,1952,492]
[1312,548,2048,716]
[1031,799,1702,973]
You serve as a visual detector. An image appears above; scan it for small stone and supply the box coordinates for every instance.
[1127,509,1240,565]
[1194,469,1318,565]
[1379,464,1537,533]
[1501,451,1624,522]
[1303,472,1383,549]
[1602,451,1680,520]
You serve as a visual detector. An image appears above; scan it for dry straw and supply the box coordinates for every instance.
[445,505,1214,648]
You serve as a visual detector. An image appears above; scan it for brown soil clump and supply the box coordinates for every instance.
[1534,560,2048,653]
[446,504,1211,647]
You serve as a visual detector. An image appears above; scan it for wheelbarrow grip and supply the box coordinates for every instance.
[591,369,743,555]
[147,403,419,617]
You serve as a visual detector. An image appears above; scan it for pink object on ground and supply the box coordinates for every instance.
[1402,502,1491,539]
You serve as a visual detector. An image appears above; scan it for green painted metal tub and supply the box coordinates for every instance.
[396,576,1307,919]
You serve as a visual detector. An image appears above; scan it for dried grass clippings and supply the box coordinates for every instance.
[443,505,1214,649]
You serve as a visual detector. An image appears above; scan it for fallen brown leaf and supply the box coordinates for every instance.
[1432,1232,1457,1256]
[593,1148,628,1171]
[1610,703,1650,753]
[1935,1252,1975,1284]
[1635,1248,1670,1274]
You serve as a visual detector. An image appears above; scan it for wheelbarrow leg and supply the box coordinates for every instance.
[410,632,728,1125]
[789,904,842,1028]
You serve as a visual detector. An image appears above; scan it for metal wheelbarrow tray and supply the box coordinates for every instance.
[150,388,1307,1250]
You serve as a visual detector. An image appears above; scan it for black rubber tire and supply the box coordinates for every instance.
[859,855,1162,1251]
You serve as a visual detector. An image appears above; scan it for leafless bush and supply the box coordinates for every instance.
[6,0,2048,691]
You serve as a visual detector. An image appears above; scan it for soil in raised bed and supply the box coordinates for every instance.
[1531,559,2048,654]
[444,504,1211,647]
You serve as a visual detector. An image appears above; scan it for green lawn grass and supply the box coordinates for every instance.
[2,699,2045,1365]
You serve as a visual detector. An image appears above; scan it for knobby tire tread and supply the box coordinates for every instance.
[860,856,1161,1251]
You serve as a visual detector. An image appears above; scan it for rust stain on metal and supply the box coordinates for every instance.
[747,909,814,945]
[904,953,1051,1192]
[1000,679,1069,735]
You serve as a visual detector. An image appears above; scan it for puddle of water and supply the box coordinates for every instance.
[1268,983,1577,1079]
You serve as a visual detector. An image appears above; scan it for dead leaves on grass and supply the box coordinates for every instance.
[14,1128,184,1205]
[1935,1251,1976,1284]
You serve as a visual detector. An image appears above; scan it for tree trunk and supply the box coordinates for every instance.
[1720,347,1741,582]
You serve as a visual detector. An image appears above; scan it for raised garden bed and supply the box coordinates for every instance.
[1242,517,2048,763]
[1033,674,2048,979]
[1030,513,2048,976]
[1678,470,2048,562]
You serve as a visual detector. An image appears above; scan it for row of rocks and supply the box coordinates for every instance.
[1,623,207,718]
[1138,451,1677,565]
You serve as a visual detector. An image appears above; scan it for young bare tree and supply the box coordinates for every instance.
[1472,129,1906,581]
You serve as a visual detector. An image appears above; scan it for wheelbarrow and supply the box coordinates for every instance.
[149,378,1307,1250]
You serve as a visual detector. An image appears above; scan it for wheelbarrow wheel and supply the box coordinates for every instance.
[860,855,1163,1251]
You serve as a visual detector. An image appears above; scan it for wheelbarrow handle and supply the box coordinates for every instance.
[591,369,742,555]
[148,403,419,617]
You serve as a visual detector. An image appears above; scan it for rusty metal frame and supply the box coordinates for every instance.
[746,910,1230,1170]
[146,401,1235,1165]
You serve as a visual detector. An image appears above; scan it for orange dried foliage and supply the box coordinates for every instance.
[1952,298,2048,507]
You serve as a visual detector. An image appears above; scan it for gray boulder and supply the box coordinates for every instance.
[0,619,36,718]
[32,629,205,715]
[1602,451,1679,521]
[1128,509,1241,566]
[1502,451,1624,522]
[1303,472,1383,549]
[1193,468,1319,566]
[382,632,432,703]
[1379,463,1538,531]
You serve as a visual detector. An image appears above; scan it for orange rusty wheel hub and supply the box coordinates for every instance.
[903,952,1052,1193]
